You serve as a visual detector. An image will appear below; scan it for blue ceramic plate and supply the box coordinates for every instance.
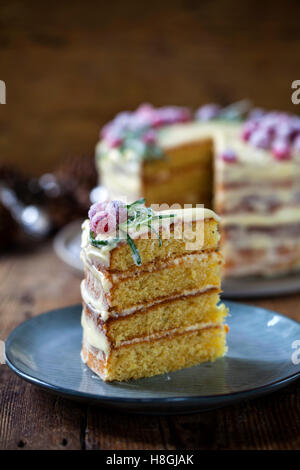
[5,302,300,414]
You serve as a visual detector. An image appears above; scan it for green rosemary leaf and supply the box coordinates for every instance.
[148,222,162,247]
[126,233,142,266]
[89,230,119,247]
[158,214,175,219]
[90,237,110,247]
[151,213,175,220]
[127,198,145,209]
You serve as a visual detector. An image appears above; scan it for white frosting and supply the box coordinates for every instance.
[81,311,110,357]
[222,207,300,226]
[81,279,111,321]
[216,186,300,209]
[81,219,116,269]
[157,121,235,149]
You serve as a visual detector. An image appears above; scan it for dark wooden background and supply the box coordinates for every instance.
[0,0,300,175]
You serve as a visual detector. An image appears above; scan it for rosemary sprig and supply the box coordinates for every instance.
[126,233,142,266]
[148,222,162,247]
[90,230,120,247]
[127,198,146,208]
[89,200,176,265]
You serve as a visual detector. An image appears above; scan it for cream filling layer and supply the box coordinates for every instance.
[81,310,225,358]
[215,187,300,212]
[221,207,300,226]
[157,121,235,149]
[81,311,110,357]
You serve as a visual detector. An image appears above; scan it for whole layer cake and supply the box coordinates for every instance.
[80,199,228,381]
[95,103,300,277]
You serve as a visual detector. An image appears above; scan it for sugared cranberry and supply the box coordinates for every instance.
[195,104,221,121]
[275,119,293,140]
[142,129,157,145]
[221,149,237,163]
[108,136,123,148]
[88,201,108,221]
[291,117,300,137]
[102,123,124,147]
[242,121,257,141]
[249,129,271,149]
[248,108,265,120]
[89,200,127,235]
[136,103,155,119]
[272,139,291,160]
[293,135,300,153]
[100,122,112,139]
[127,113,152,132]
[154,106,191,126]
[113,111,132,129]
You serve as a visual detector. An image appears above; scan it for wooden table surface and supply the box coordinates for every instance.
[0,242,299,450]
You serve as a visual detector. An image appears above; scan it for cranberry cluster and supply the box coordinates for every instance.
[242,110,300,160]
[101,103,192,149]
[89,200,127,235]
[195,103,222,121]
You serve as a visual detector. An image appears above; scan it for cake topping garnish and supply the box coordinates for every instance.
[294,135,300,153]
[221,149,237,163]
[242,110,300,159]
[195,100,251,122]
[89,200,127,234]
[272,139,291,161]
[99,104,192,160]
[89,198,175,266]
[195,104,221,121]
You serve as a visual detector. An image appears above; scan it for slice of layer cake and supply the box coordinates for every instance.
[80,198,228,381]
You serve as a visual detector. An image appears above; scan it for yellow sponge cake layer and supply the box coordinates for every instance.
[82,216,220,273]
[82,324,227,382]
[144,170,212,207]
[83,288,227,347]
[143,139,213,178]
[85,250,222,314]
[110,218,219,272]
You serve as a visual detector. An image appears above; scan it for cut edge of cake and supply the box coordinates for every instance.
[80,199,228,382]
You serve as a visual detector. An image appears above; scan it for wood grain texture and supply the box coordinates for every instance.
[0,244,299,449]
[0,0,300,175]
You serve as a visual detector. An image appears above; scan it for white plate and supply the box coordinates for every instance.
[53,221,300,298]
[53,220,83,273]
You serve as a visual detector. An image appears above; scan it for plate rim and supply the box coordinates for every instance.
[53,220,83,272]
[4,302,300,406]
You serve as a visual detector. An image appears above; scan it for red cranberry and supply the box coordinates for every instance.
[272,139,291,160]
[89,200,127,235]
[142,129,157,145]
[249,129,271,149]
[221,149,237,163]
[195,104,221,121]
